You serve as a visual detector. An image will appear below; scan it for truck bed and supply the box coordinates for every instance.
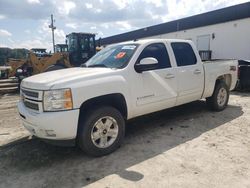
[202,59,238,98]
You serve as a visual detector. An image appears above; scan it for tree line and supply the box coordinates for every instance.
[0,48,29,66]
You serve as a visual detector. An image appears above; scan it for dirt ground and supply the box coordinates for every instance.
[0,92,250,188]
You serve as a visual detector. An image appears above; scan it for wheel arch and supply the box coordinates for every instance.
[77,93,128,142]
[215,74,232,89]
[204,74,232,99]
[78,93,128,121]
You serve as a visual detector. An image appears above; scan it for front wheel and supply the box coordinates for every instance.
[77,106,125,157]
[206,81,229,111]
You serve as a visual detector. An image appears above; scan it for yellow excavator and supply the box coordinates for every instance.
[7,32,98,78]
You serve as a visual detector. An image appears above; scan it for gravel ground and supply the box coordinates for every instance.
[0,92,250,188]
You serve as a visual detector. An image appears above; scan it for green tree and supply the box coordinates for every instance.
[0,48,28,66]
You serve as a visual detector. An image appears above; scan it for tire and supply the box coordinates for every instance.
[206,81,229,111]
[77,106,125,157]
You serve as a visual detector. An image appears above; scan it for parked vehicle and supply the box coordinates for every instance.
[7,32,97,80]
[236,60,250,90]
[18,39,238,156]
[0,66,11,79]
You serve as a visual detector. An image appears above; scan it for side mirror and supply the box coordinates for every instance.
[135,57,158,73]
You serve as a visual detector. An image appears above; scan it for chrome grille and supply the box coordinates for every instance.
[22,89,39,99]
[21,87,42,112]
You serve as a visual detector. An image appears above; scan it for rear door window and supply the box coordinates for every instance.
[171,42,197,66]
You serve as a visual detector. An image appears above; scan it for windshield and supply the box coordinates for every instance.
[67,35,77,52]
[84,43,139,69]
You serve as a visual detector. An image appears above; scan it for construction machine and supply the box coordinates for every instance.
[7,32,98,78]
[55,44,68,53]
[6,58,27,77]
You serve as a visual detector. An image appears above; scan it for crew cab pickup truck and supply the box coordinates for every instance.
[18,39,238,156]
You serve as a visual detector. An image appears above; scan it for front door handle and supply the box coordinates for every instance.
[194,69,202,74]
[165,74,175,79]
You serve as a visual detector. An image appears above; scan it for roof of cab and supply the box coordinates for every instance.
[110,38,191,46]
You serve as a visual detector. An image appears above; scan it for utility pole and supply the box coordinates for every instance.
[49,14,56,53]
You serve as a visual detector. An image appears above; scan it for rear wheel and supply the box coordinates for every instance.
[206,81,229,111]
[77,106,125,157]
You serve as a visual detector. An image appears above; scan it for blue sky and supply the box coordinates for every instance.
[0,0,249,51]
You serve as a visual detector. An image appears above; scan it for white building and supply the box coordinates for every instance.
[144,18,250,60]
[101,2,250,60]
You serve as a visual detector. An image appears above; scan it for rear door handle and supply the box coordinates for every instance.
[194,69,202,74]
[165,74,175,79]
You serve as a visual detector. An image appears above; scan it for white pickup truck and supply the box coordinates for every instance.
[18,39,238,156]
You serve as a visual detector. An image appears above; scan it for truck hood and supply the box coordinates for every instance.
[21,67,114,90]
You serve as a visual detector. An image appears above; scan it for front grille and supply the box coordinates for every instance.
[21,87,42,112]
[22,89,39,99]
[24,100,39,111]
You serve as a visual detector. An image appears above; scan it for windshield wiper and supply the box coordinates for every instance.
[87,64,108,68]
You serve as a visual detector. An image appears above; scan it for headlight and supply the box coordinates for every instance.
[17,69,23,73]
[43,89,73,112]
